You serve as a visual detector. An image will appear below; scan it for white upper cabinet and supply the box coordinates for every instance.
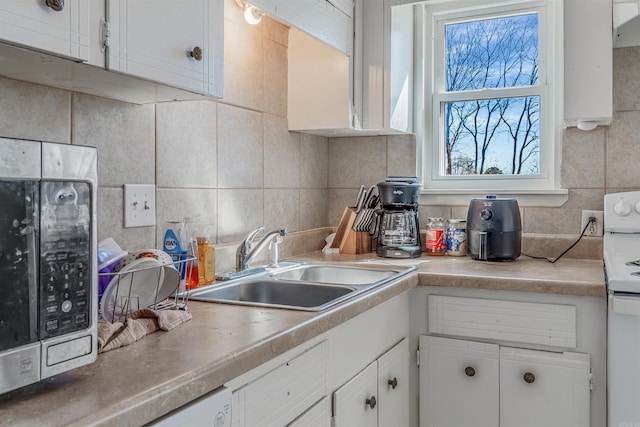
[250,0,352,54]
[287,0,414,136]
[0,0,90,61]
[614,0,640,46]
[564,0,612,128]
[0,0,223,103]
[106,0,223,97]
[354,0,413,134]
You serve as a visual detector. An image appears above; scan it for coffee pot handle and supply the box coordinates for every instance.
[369,209,380,236]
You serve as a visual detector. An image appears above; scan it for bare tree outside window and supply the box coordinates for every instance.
[443,13,540,176]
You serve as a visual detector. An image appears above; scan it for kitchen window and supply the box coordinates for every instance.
[418,0,566,205]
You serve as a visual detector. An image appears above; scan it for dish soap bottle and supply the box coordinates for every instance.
[197,234,215,286]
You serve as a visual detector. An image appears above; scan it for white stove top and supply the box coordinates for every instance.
[604,191,640,293]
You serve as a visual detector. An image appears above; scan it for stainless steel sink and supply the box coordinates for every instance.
[185,262,415,311]
[271,264,398,286]
[188,279,356,311]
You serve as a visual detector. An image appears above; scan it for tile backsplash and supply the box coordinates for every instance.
[1,1,640,267]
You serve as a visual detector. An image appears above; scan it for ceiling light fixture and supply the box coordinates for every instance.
[577,120,598,131]
[234,0,264,25]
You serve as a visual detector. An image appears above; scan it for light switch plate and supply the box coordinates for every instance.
[124,184,156,228]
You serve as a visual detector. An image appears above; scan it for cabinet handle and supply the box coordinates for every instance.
[189,46,203,61]
[45,0,64,11]
[388,377,398,389]
[464,366,476,377]
[523,372,536,384]
[365,396,377,410]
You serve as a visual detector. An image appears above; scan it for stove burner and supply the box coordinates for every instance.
[625,260,640,268]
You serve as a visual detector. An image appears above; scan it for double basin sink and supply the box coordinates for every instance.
[184,262,415,311]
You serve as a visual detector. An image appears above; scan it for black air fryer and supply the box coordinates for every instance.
[466,194,522,261]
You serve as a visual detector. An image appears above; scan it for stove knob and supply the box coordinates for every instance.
[635,201,640,215]
[614,199,631,216]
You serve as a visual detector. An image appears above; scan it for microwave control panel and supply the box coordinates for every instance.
[39,181,92,339]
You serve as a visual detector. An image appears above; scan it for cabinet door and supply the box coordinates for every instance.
[239,341,328,427]
[0,0,89,61]
[420,336,499,427]
[564,0,612,127]
[333,361,378,427]
[500,347,590,427]
[286,396,330,427]
[107,0,222,96]
[378,338,409,427]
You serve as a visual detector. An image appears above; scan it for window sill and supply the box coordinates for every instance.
[420,188,569,207]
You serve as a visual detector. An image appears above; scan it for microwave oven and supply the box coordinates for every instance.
[0,137,98,395]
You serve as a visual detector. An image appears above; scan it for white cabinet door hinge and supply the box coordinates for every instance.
[589,370,594,391]
[416,347,420,367]
[100,19,110,51]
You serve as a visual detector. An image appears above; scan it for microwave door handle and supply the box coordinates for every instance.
[611,295,640,316]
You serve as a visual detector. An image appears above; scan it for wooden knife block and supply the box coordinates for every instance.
[331,207,373,254]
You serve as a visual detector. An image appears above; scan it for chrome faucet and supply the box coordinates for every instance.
[236,227,288,271]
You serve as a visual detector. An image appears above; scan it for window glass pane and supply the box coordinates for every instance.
[444,96,540,175]
[445,13,539,91]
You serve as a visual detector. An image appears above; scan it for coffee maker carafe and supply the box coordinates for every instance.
[376,177,422,258]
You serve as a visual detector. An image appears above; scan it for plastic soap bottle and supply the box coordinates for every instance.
[197,236,215,286]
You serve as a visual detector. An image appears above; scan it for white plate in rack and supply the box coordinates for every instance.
[100,257,165,322]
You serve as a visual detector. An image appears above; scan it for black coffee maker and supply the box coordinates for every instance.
[375,177,422,258]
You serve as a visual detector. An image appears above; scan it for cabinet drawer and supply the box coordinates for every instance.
[238,340,328,427]
[286,396,330,427]
[428,295,576,348]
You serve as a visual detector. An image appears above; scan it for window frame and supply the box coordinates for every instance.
[418,0,566,204]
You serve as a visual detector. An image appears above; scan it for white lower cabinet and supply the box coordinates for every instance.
[421,336,499,427]
[233,340,329,427]
[420,336,591,427]
[499,346,591,427]
[333,337,409,427]
[287,396,331,427]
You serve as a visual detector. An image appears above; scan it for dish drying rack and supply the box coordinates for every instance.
[98,256,195,323]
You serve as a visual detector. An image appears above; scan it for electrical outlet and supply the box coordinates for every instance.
[124,184,156,228]
[581,210,604,236]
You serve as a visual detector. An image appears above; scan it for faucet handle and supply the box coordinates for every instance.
[242,226,265,250]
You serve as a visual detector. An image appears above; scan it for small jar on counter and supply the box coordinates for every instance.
[445,219,467,256]
[425,217,446,256]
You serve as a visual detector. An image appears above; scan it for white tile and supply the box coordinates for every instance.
[97,187,155,251]
[328,137,387,188]
[156,188,217,246]
[217,189,264,243]
[387,134,417,177]
[263,39,288,117]
[0,77,70,143]
[217,104,263,188]
[223,17,263,111]
[72,93,155,186]
[607,110,640,189]
[264,189,300,232]
[300,133,329,188]
[157,101,217,187]
[264,114,299,188]
[300,189,329,229]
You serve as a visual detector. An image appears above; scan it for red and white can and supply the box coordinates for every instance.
[426,217,446,256]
